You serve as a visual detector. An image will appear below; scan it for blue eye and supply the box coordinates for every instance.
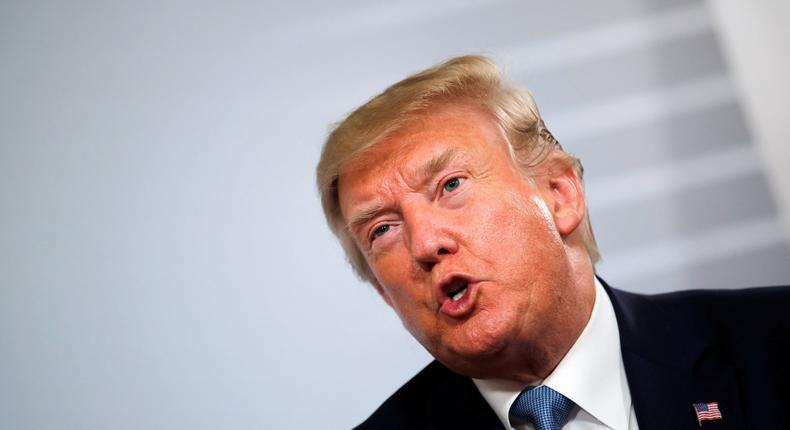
[443,177,464,192]
[372,225,390,239]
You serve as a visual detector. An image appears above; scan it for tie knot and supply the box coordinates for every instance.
[509,386,574,430]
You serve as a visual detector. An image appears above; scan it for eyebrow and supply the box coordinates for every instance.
[345,148,461,235]
[416,148,459,184]
[347,203,385,236]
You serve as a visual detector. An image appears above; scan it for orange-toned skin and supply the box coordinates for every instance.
[338,104,595,383]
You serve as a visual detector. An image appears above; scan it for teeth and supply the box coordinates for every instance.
[450,284,468,301]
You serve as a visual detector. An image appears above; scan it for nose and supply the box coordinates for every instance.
[404,206,458,272]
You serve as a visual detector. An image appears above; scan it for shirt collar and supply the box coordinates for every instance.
[473,278,632,430]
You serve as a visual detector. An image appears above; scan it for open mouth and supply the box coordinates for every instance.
[437,275,477,317]
[447,281,469,302]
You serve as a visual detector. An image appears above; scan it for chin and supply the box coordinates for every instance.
[439,348,509,379]
[436,316,515,377]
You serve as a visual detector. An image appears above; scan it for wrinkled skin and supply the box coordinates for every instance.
[338,104,595,383]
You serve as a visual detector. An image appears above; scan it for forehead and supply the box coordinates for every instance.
[337,105,510,212]
[345,104,506,176]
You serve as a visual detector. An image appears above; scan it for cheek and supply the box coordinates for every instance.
[370,249,409,288]
[467,194,566,297]
[370,251,426,308]
[466,194,547,253]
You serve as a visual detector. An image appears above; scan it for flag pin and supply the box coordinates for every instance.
[693,402,723,426]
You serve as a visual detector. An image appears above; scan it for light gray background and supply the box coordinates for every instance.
[2,1,789,429]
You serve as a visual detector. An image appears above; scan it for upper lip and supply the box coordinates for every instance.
[435,272,476,305]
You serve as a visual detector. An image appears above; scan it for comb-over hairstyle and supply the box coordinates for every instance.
[317,55,599,283]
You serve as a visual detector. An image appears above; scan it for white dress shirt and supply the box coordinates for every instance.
[473,279,640,430]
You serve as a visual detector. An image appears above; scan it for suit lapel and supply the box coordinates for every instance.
[425,363,505,430]
[604,283,745,429]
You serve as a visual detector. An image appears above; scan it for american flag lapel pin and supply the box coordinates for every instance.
[693,402,723,426]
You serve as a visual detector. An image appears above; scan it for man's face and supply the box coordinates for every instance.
[338,105,585,379]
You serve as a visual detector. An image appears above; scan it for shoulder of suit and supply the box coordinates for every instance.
[354,360,497,430]
[615,284,790,345]
[611,283,790,309]
[354,361,454,429]
[636,284,790,316]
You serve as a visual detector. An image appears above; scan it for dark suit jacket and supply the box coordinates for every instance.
[356,281,790,429]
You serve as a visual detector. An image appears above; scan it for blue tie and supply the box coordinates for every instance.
[509,385,574,430]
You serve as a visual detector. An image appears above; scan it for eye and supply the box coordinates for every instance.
[371,224,390,240]
[442,177,464,193]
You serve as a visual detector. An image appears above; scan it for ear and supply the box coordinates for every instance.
[544,161,586,236]
[372,280,394,307]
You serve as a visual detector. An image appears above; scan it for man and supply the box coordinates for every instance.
[316,55,790,429]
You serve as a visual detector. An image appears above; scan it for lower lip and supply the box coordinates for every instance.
[440,282,479,317]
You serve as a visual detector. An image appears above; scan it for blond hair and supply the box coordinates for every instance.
[316,55,599,283]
